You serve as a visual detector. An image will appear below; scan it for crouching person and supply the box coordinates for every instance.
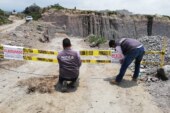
[57,38,82,92]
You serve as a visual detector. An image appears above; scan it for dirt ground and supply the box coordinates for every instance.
[0,19,25,33]
[0,20,169,113]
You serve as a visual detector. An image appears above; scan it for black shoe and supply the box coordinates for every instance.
[68,81,76,88]
[61,81,68,92]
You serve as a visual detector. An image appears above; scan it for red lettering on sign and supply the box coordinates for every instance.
[4,50,22,54]
[112,53,123,59]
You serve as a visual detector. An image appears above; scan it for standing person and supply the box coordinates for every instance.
[109,38,145,84]
[57,38,82,92]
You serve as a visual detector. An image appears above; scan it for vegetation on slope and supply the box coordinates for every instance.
[0,9,11,25]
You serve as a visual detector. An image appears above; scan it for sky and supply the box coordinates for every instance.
[0,0,170,16]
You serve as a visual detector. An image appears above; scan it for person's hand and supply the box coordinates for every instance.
[119,59,124,64]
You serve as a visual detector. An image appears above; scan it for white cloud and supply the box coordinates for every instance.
[0,0,170,15]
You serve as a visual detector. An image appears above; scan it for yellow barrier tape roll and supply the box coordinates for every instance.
[23,56,58,63]
[80,50,111,56]
[23,48,58,55]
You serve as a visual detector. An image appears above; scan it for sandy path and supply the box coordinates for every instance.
[0,36,163,113]
[0,19,25,33]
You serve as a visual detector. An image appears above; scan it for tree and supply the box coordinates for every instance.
[24,3,41,14]
[0,9,4,16]
[51,3,65,10]
[23,3,42,20]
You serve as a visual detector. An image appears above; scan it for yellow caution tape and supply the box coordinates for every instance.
[23,56,58,63]
[1,44,166,56]
[80,50,112,56]
[23,48,113,56]
[0,46,3,51]
[0,53,162,65]
[145,51,164,54]
[160,36,167,68]
[0,44,167,66]
[0,54,4,58]
[23,48,58,55]
[23,55,112,64]
[23,48,112,56]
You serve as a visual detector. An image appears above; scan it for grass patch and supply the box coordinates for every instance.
[88,34,107,45]
[0,9,11,25]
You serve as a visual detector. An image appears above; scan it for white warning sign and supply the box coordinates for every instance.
[3,45,23,60]
[111,51,124,63]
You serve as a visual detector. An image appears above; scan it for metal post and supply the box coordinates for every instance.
[160,36,166,68]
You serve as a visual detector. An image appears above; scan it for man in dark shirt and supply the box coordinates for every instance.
[109,38,145,84]
[57,38,82,92]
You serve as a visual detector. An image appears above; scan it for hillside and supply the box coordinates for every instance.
[0,9,12,25]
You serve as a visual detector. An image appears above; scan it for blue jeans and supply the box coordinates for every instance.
[116,46,145,82]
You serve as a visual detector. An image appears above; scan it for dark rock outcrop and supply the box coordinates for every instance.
[42,10,170,39]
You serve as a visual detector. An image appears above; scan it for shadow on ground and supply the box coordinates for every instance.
[55,79,79,93]
[104,77,138,88]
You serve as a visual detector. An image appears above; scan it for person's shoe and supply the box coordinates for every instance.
[68,81,76,88]
[110,80,119,85]
[61,81,68,92]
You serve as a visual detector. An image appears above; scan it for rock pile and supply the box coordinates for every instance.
[139,36,164,67]
[130,36,170,77]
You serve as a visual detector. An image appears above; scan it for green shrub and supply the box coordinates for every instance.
[30,12,42,20]
[51,3,65,10]
[0,9,4,15]
[0,9,12,25]
[0,15,12,25]
[163,15,170,20]
[108,11,117,16]
[88,35,106,45]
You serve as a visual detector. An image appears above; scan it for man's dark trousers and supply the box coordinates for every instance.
[116,46,145,82]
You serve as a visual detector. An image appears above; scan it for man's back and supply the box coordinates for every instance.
[57,48,81,79]
[119,38,142,55]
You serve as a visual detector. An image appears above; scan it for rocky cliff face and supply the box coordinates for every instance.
[42,10,170,39]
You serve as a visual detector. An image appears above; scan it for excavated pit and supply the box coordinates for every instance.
[18,75,58,94]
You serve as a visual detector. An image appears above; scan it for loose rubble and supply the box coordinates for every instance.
[130,36,170,77]
[134,36,170,113]
[0,21,60,48]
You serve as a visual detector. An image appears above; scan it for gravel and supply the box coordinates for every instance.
[137,36,170,113]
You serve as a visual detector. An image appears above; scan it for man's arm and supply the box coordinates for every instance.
[116,46,123,54]
[115,46,124,64]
